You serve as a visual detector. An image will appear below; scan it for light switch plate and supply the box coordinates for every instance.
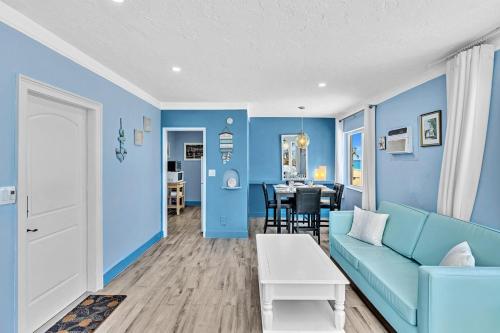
[0,186,16,205]
[208,169,216,177]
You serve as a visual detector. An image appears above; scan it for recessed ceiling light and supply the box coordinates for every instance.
[318,82,327,88]
[112,0,124,3]
[171,66,182,73]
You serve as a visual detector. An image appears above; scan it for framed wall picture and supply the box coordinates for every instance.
[378,136,386,150]
[184,143,203,160]
[134,129,144,146]
[143,116,152,132]
[419,110,442,147]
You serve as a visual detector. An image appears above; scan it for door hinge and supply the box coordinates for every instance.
[26,196,29,218]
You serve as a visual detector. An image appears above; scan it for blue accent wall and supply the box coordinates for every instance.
[376,75,447,212]
[167,131,203,202]
[162,110,249,237]
[0,23,161,332]
[248,117,335,216]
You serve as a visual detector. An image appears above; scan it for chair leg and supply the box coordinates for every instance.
[264,207,268,233]
[316,214,321,244]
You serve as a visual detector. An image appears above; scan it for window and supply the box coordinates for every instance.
[347,129,363,188]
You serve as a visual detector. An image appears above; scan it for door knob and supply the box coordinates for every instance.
[27,228,38,232]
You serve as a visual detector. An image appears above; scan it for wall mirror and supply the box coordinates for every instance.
[281,134,308,181]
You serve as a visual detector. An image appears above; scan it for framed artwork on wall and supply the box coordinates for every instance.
[378,136,386,150]
[143,116,152,132]
[419,110,442,147]
[184,143,203,160]
[134,129,144,146]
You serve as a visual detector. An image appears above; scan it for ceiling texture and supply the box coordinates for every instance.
[3,0,500,117]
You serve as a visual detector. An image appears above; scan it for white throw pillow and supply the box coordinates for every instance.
[347,206,389,246]
[439,241,475,267]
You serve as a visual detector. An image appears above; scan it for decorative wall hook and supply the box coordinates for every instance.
[115,118,127,163]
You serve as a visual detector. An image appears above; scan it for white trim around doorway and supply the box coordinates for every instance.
[17,75,103,332]
[162,127,207,237]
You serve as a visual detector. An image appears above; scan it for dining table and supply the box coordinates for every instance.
[273,183,336,234]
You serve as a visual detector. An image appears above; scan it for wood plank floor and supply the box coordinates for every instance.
[97,207,388,333]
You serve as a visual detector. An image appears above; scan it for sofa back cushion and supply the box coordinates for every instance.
[378,201,429,258]
[412,213,500,266]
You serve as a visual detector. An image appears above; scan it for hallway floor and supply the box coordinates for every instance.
[97,207,388,332]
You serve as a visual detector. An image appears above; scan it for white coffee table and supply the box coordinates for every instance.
[256,234,349,333]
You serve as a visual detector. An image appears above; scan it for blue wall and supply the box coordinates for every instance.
[248,117,335,216]
[167,131,203,203]
[162,110,249,237]
[0,23,161,332]
[376,75,447,212]
[373,53,500,229]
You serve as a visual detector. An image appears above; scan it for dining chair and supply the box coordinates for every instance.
[291,187,322,243]
[320,183,344,226]
[262,182,291,233]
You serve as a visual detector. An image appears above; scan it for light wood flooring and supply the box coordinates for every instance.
[97,207,388,333]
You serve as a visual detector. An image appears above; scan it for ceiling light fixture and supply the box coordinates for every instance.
[171,66,182,73]
[318,82,327,88]
[296,106,310,149]
[112,0,124,3]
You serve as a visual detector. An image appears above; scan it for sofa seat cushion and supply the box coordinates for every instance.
[358,259,419,325]
[332,235,410,269]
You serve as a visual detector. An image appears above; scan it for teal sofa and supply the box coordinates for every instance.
[329,201,500,333]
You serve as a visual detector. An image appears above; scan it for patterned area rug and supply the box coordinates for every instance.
[45,295,126,333]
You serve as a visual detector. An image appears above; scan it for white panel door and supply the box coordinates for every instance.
[25,93,88,332]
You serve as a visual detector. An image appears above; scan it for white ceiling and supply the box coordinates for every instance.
[3,0,500,117]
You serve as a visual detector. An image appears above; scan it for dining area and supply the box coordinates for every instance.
[261,181,343,243]
[257,133,344,243]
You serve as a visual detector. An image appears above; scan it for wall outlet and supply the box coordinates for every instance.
[220,216,227,226]
[208,169,216,177]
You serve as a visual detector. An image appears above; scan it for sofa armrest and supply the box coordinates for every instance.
[329,211,353,235]
[418,266,500,333]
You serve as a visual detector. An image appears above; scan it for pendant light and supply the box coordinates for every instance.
[296,106,310,149]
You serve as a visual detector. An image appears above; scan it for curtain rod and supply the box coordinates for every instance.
[428,26,500,68]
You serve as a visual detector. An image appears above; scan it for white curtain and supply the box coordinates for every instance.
[362,105,376,211]
[437,44,495,221]
[335,118,345,184]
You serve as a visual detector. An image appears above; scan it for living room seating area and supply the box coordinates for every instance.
[330,201,500,333]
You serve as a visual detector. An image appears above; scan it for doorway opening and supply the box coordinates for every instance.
[162,128,206,237]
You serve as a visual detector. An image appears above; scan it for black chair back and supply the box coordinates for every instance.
[333,183,344,210]
[295,187,321,215]
[262,182,270,208]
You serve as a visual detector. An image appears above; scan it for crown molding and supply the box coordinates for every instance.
[160,102,250,111]
[0,2,161,109]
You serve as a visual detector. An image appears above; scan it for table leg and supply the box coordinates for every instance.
[334,284,346,332]
[262,285,273,330]
[276,194,282,234]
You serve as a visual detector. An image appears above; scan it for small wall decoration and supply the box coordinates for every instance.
[184,143,203,160]
[115,118,127,163]
[134,129,144,146]
[378,136,386,150]
[219,131,233,164]
[143,116,152,132]
[219,117,234,164]
[419,110,442,147]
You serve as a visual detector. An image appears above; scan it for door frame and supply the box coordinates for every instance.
[162,127,207,237]
[17,75,103,332]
